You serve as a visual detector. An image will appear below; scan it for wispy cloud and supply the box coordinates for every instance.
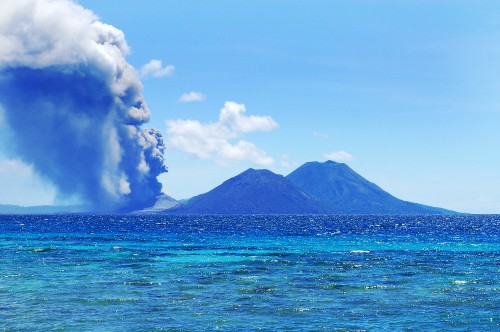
[166,101,278,166]
[313,131,331,139]
[139,59,175,78]
[178,91,206,103]
[280,154,292,168]
[324,150,354,162]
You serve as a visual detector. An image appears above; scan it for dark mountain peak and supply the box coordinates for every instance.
[306,160,344,166]
[287,161,453,214]
[167,168,323,214]
[240,168,279,177]
[289,160,366,186]
[324,160,343,166]
[300,160,351,171]
[235,168,285,184]
[324,160,351,169]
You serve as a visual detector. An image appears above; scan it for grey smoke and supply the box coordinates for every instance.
[0,0,167,211]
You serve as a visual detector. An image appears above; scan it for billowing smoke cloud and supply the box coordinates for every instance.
[0,0,167,212]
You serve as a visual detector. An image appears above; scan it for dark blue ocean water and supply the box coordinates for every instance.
[0,214,498,331]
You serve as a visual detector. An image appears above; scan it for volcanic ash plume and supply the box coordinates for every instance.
[0,0,167,211]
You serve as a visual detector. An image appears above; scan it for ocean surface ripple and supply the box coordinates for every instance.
[0,214,498,331]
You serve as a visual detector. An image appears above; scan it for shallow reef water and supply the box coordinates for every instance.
[0,214,498,331]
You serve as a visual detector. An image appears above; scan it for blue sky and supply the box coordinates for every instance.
[1,0,500,213]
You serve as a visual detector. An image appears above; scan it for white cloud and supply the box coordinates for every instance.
[0,158,33,176]
[218,101,277,133]
[166,101,278,166]
[313,131,330,139]
[178,91,206,103]
[324,150,354,162]
[139,59,174,78]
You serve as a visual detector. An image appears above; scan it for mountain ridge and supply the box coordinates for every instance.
[166,161,456,215]
[0,161,458,215]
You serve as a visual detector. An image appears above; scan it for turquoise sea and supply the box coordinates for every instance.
[0,215,498,331]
